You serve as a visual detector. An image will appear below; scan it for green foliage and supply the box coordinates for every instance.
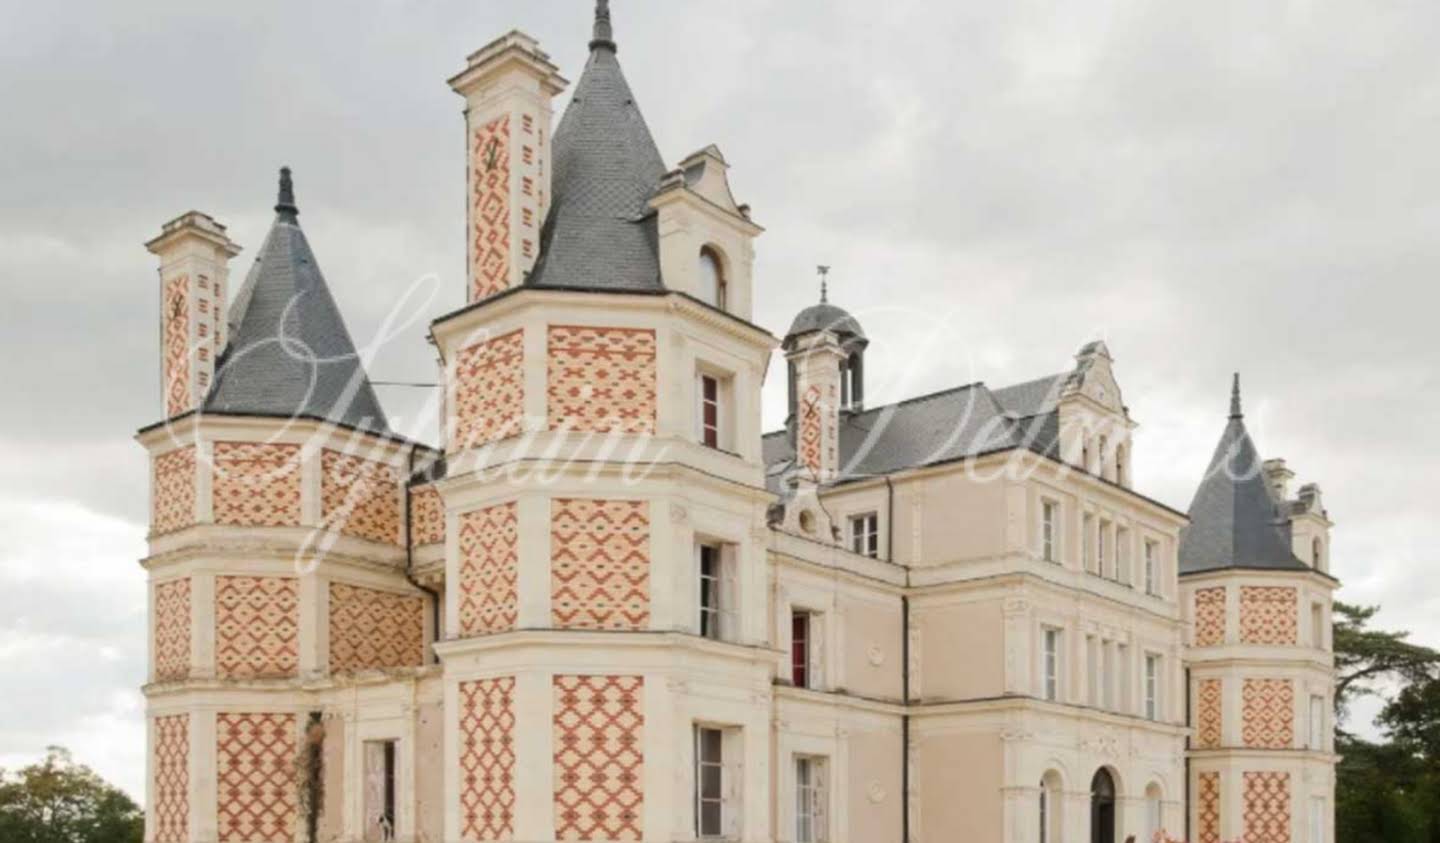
[1334,603,1440,842]
[0,747,142,843]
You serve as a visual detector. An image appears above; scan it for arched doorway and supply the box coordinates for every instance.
[1090,769,1116,843]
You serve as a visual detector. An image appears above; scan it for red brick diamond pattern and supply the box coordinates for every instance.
[163,274,191,417]
[459,676,517,842]
[799,385,822,472]
[451,330,525,453]
[1196,678,1223,749]
[212,442,302,528]
[551,499,650,631]
[1240,587,1298,646]
[154,578,191,682]
[1194,586,1226,647]
[458,503,519,637]
[216,713,297,843]
[553,675,645,842]
[215,576,299,679]
[1242,771,1291,843]
[152,714,189,843]
[1198,771,1222,843]
[320,449,401,545]
[327,582,424,673]
[409,484,445,547]
[152,446,197,535]
[471,115,511,302]
[547,326,657,436]
[1242,678,1294,749]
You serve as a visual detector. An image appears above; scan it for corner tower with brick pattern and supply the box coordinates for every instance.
[432,4,776,840]
[1180,376,1338,843]
[138,170,440,843]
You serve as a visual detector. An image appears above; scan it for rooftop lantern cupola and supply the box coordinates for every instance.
[782,270,867,482]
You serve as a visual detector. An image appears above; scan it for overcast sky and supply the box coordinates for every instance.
[2,0,1436,797]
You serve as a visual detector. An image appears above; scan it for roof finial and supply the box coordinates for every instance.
[275,166,299,222]
[590,0,616,52]
[817,265,830,303]
[1230,372,1243,419]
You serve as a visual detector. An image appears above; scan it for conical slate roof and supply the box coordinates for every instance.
[1178,376,1307,575]
[526,2,667,292]
[205,168,390,434]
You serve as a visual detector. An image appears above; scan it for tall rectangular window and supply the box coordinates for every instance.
[1145,654,1161,720]
[1312,603,1325,650]
[1310,799,1326,843]
[696,727,725,838]
[1041,501,1059,563]
[1102,641,1115,710]
[849,512,879,558]
[1116,527,1131,584]
[363,740,397,842]
[1118,643,1131,714]
[1099,521,1112,578]
[1043,627,1061,701]
[1083,515,1095,573]
[700,374,721,449]
[1086,636,1099,707]
[1144,540,1158,595]
[792,611,815,688]
[796,757,828,843]
[699,544,722,640]
[1310,695,1326,750]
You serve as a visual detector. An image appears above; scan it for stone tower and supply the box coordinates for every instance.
[1180,376,1338,843]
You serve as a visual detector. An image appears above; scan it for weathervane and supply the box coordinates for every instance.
[817,265,830,303]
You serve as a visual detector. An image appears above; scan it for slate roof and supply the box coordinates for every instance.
[204,168,390,434]
[763,374,1070,494]
[785,301,867,346]
[526,11,667,293]
[1178,377,1309,575]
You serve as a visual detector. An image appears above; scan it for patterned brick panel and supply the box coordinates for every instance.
[1194,586,1227,647]
[547,326,657,435]
[152,446,197,535]
[459,677,517,842]
[458,503,519,636]
[1243,771,1291,843]
[1197,771,1222,843]
[163,273,191,417]
[216,713,297,843]
[321,449,401,545]
[799,385,822,472]
[553,675,644,842]
[452,330,525,452]
[551,499,650,630]
[328,582,424,673]
[215,576,299,679]
[1240,586,1299,646]
[471,115,511,302]
[1196,678,1223,749]
[154,578,191,682]
[212,442,302,527]
[152,714,189,843]
[1242,678,1295,749]
[409,484,445,547]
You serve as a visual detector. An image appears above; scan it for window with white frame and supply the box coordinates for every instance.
[363,740,397,842]
[1102,641,1115,710]
[849,512,879,558]
[1310,695,1326,750]
[699,247,727,310]
[1312,602,1325,650]
[698,543,737,641]
[795,756,828,843]
[1042,627,1062,701]
[1116,527,1131,585]
[1041,500,1059,563]
[696,727,725,837]
[1145,653,1161,720]
[791,610,821,689]
[1083,514,1096,573]
[1086,635,1099,707]
[1144,540,1159,596]
[697,372,730,450]
[1118,643,1131,715]
[1310,798,1326,843]
[1099,520,1112,578]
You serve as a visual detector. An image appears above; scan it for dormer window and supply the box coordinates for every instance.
[699,247,727,310]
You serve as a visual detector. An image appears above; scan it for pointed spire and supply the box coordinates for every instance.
[1230,372,1243,419]
[818,265,830,303]
[590,0,616,52]
[274,166,299,223]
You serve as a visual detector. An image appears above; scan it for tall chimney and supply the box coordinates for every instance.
[1262,458,1294,503]
[145,211,242,418]
[449,31,567,303]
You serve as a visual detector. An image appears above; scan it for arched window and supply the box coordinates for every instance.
[698,247,727,309]
[1040,771,1063,843]
[1090,769,1116,843]
[1144,783,1163,842]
